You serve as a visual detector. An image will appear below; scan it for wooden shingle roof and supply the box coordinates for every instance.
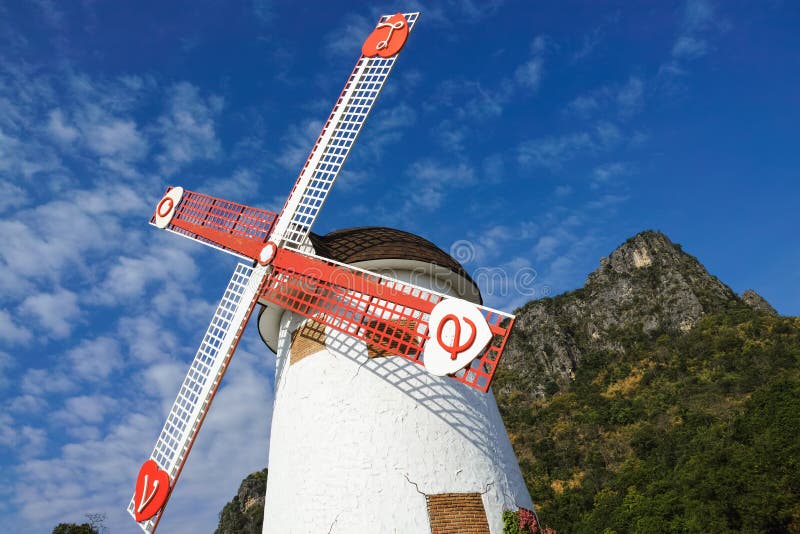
[308,227,476,288]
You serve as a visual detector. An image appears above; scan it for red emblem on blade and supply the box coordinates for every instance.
[437,314,478,360]
[156,197,174,218]
[134,459,170,522]
[362,13,409,58]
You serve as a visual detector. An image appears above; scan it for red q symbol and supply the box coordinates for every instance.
[436,314,478,361]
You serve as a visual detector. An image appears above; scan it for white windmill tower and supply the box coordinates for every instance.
[128,12,535,534]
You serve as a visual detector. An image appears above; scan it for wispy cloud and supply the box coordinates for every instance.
[592,161,634,188]
[156,82,223,176]
[672,35,709,59]
[427,34,550,128]
[668,0,729,63]
[402,158,476,212]
[64,337,124,382]
[572,26,604,62]
[275,119,322,171]
[0,309,32,345]
[18,288,81,339]
[518,131,593,169]
[565,76,645,119]
[517,121,625,170]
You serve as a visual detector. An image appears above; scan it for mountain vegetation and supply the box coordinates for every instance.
[215,469,268,534]
[51,525,98,534]
[494,231,800,533]
[218,231,799,533]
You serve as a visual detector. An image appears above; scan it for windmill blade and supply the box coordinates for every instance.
[128,262,268,532]
[260,247,514,393]
[150,186,277,261]
[270,12,420,251]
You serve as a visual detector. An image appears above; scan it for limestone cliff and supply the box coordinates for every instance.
[215,469,267,534]
[496,230,773,398]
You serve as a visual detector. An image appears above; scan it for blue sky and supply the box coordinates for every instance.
[0,1,797,532]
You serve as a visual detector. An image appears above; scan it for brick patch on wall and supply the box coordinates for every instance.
[426,492,490,534]
[366,319,419,358]
[290,320,326,365]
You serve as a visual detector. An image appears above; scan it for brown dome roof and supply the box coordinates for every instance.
[308,227,476,288]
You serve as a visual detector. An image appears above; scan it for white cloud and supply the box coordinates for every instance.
[7,394,47,414]
[0,186,147,300]
[84,118,147,161]
[517,131,593,169]
[8,340,274,534]
[681,0,715,31]
[65,337,123,383]
[276,119,322,171]
[565,77,644,119]
[587,193,629,210]
[322,12,372,59]
[593,161,633,187]
[0,58,282,534]
[32,0,64,28]
[200,168,259,200]
[153,344,273,533]
[359,102,417,160]
[554,185,573,197]
[46,109,79,143]
[157,82,223,175]
[534,235,560,260]
[672,35,708,59]
[118,316,180,365]
[595,121,623,147]
[617,77,644,116]
[0,128,63,179]
[252,0,272,24]
[10,413,160,532]
[0,309,32,345]
[53,394,117,425]
[0,350,12,388]
[19,288,81,338]
[21,367,76,396]
[565,94,600,117]
[0,413,16,447]
[572,26,604,62]
[426,34,549,126]
[93,245,198,306]
[513,36,548,92]
[669,0,726,63]
[514,57,543,91]
[0,180,28,213]
[408,159,475,186]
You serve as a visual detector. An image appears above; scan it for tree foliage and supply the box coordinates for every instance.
[496,307,800,533]
[216,468,268,534]
[52,524,97,534]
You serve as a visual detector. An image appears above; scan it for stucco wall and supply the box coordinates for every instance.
[262,270,532,533]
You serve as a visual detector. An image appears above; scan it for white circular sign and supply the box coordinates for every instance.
[153,187,184,229]
[423,299,492,376]
[259,242,278,266]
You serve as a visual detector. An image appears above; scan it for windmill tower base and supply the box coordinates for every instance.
[258,228,533,534]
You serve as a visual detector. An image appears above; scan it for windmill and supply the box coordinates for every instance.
[129,12,533,533]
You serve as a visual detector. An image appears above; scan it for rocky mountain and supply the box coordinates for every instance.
[215,469,267,534]
[741,288,779,316]
[493,231,799,533]
[498,230,758,398]
[221,231,799,533]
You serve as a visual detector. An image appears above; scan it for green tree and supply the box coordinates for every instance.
[52,524,98,534]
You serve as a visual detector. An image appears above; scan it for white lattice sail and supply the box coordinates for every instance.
[128,263,266,532]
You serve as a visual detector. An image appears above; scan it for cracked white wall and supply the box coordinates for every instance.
[261,269,533,534]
